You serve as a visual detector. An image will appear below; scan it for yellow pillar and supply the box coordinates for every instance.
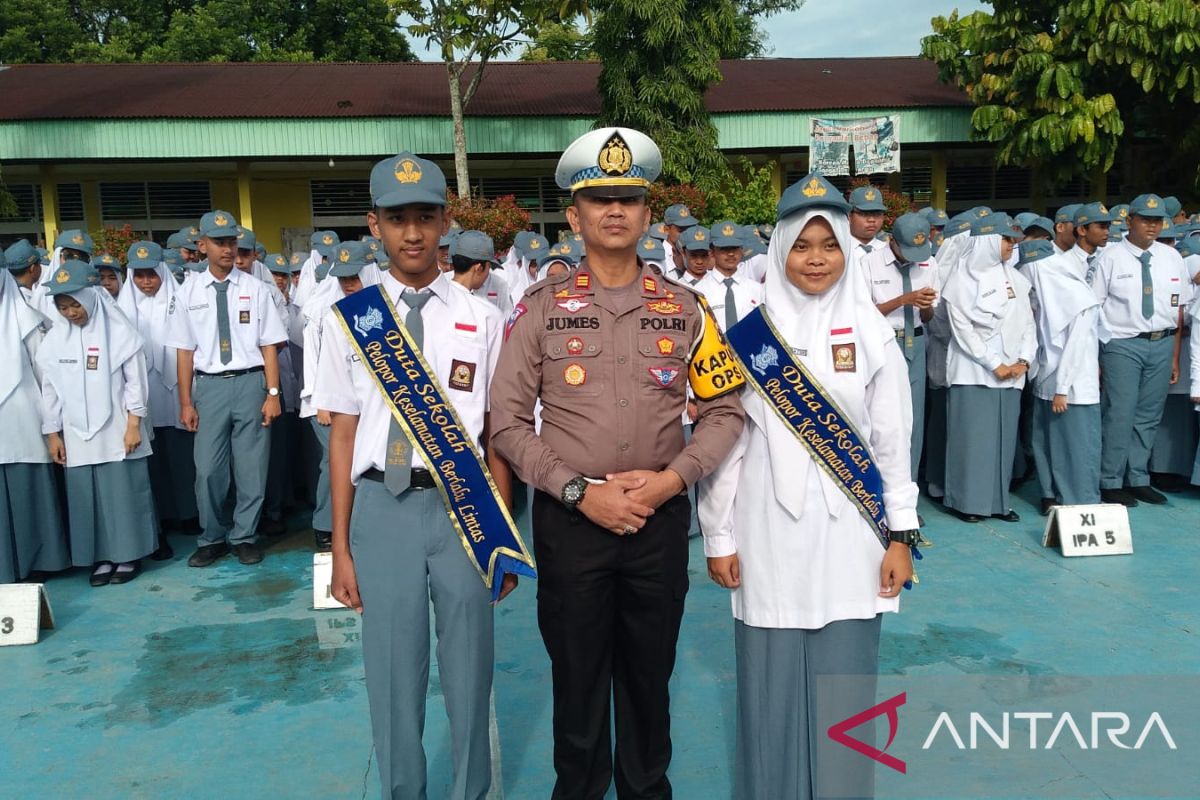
[237,162,254,231]
[82,181,101,233]
[931,151,948,210]
[769,158,784,201]
[1091,163,1107,202]
[39,167,59,249]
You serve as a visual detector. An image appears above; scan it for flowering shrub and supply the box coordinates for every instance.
[91,224,141,265]
[447,193,532,252]
[849,178,913,230]
[647,183,709,224]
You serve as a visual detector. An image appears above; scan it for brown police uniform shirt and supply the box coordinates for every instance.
[490,259,745,498]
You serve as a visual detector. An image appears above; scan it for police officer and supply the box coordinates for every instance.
[865,212,938,480]
[490,127,745,800]
[165,210,288,567]
[1091,194,1192,506]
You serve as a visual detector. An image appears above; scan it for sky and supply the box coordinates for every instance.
[760,1,990,58]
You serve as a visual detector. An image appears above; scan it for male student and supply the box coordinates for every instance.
[697,220,762,331]
[165,210,288,567]
[1070,202,1114,284]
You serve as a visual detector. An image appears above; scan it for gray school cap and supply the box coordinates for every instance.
[370,152,447,209]
[451,230,500,267]
[126,241,163,270]
[891,212,933,263]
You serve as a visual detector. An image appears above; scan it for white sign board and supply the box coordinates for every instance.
[1042,503,1133,557]
[312,551,349,610]
[0,584,55,646]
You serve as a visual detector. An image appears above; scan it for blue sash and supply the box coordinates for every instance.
[332,286,536,601]
[727,307,920,585]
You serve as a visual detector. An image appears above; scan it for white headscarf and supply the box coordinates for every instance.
[302,265,381,326]
[931,229,972,292]
[292,249,322,309]
[0,270,47,405]
[39,287,144,441]
[1027,251,1105,370]
[117,262,178,390]
[756,208,899,518]
[941,235,1032,357]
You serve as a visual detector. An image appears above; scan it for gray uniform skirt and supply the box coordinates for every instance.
[945,385,1020,516]
[0,462,69,582]
[1149,394,1199,477]
[65,457,159,565]
[147,426,198,523]
[736,616,882,800]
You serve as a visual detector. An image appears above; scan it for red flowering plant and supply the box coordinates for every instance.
[91,224,141,265]
[446,193,532,253]
[848,178,912,230]
[647,183,709,224]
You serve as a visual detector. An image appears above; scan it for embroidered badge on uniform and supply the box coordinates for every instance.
[449,359,476,392]
[556,296,591,313]
[86,347,100,371]
[642,277,658,294]
[505,303,527,341]
[831,327,853,336]
[564,363,587,386]
[1006,284,1016,299]
[566,337,585,356]
[1171,293,1180,307]
[239,310,251,324]
[832,343,857,372]
[656,337,675,356]
[575,273,591,291]
[554,288,571,299]
[455,322,477,333]
[646,300,682,315]
[648,366,680,388]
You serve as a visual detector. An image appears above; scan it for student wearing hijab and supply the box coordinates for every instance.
[40,259,158,586]
[701,173,919,800]
[0,267,69,584]
[117,241,198,552]
[1023,240,1104,513]
[93,254,124,299]
[942,215,1035,523]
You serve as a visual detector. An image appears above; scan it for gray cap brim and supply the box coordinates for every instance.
[897,240,932,263]
[575,185,647,199]
[373,188,448,209]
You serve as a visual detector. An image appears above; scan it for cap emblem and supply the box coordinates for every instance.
[394,158,423,185]
[864,189,877,200]
[275,256,285,266]
[1146,198,1159,209]
[598,133,633,177]
[136,247,149,259]
[529,239,541,250]
[679,208,690,218]
[912,232,926,246]
[722,224,735,236]
[71,234,84,245]
[978,209,990,217]
[1099,205,1108,214]
[643,239,655,250]
[338,248,350,263]
[55,269,70,284]
[214,214,228,227]
[694,229,706,241]
[321,234,333,246]
[290,253,301,264]
[801,178,827,198]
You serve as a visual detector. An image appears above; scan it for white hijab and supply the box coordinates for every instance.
[117,262,178,390]
[40,287,144,441]
[755,208,898,519]
[292,249,322,309]
[942,235,1031,351]
[0,270,47,405]
[931,229,972,292]
[302,266,381,326]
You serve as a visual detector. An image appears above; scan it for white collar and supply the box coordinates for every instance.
[200,265,243,287]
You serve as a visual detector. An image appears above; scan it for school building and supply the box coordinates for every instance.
[0,57,1130,254]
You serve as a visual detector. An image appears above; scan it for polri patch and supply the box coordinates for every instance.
[564,363,587,386]
[648,366,680,388]
[832,342,857,372]
[646,300,682,315]
[449,359,476,392]
[505,303,527,341]
[656,337,675,356]
[566,336,585,356]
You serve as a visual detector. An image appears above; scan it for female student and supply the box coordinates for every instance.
[942,215,1035,523]
[701,173,919,799]
[1023,239,1104,511]
[0,269,69,583]
[117,241,198,548]
[40,259,159,586]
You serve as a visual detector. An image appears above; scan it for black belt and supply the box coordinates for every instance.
[894,327,925,338]
[1133,328,1177,341]
[197,366,264,378]
[362,467,437,489]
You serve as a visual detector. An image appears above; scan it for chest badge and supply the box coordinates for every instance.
[556,295,591,313]
[832,343,857,373]
[449,359,477,392]
[646,300,682,315]
[564,363,588,386]
[566,336,585,356]
[656,337,675,356]
[647,366,680,388]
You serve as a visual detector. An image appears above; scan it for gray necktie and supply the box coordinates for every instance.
[384,290,433,496]
[1085,254,1097,287]
[898,262,915,357]
[212,280,232,365]
[862,243,874,254]
[723,276,738,331]
[1139,250,1154,319]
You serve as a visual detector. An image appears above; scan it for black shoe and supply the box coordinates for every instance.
[109,561,141,585]
[1100,488,1138,507]
[1040,498,1056,516]
[952,509,983,523]
[90,562,115,587]
[992,510,1021,523]
[1126,485,1167,505]
[314,530,332,552]
[188,542,230,567]
[233,541,263,565]
[1150,473,1187,493]
[150,534,174,561]
[257,516,286,536]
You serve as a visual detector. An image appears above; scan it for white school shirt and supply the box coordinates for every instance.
[1091,239,1191,339]
[1032,306,1101,404]
[164,266,287,373]
[694,270,763,332]
[864,247,938,330]
[945,284,1037,389]
[1068,244,1102,281]
[738,253,768,283]
[312,271,502,484]
[474,269,513,317]
[41,350,152,467]
[698,355,916,629]
[1,320,50,464]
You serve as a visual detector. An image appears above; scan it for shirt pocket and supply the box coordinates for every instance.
[637,332,689,394]
[442,341,487,399]
[543,332,605,398]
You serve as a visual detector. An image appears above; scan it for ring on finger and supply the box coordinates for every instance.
[622,524,636,535]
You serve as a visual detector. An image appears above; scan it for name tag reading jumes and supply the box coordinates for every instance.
[312,552,348,610]
[0,584,55,646]
[1042,504,1133,557]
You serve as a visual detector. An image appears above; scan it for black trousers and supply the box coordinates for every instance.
[533,490,691,800]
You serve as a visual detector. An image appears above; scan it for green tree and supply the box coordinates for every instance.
[519,19,595,61]
[705,159,777,224]
[921,1,1200,190]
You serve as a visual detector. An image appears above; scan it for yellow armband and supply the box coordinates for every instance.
[688,297,745,400]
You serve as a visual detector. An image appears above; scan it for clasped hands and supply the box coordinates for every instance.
[578,469,685,536]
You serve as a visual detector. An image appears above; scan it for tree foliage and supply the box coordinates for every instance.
[921,0,1200,189]
[0,0,415,63]
[519,19,595,61]
[706,159,778,224]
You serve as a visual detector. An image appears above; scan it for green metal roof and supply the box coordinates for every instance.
[0,109,972,162]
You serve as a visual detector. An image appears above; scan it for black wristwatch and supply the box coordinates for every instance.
[888,529,923,547]
[561,476,589,509]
